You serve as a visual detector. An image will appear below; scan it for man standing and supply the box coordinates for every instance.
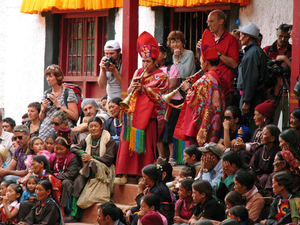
[174,29,226,146]
[207,9,239,103]
[263,24,292,127]
[98,40,122,102]
[0,125,31,182]
[237,22,267,132]
[0,113,14,164]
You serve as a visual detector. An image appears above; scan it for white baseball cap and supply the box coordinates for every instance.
[104,40,120,51]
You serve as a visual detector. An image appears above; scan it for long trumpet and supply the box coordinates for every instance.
[120,67,148,109]
[162,69,203,104]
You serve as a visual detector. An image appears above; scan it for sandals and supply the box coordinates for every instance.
[168,158,176,167]
[157,156,167,163]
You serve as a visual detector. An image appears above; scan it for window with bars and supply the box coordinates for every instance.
[60,13,108,77]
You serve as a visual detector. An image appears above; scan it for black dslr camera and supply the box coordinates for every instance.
[265,60,290,89]
[104,57,116,68]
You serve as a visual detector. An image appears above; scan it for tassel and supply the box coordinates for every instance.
[135,129,141,153]
[129,127,136,155]
[141,130,145,153]
[120,126,125,141]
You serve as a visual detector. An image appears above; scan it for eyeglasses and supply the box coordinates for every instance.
[273,160,285,165]
[224,116,234,120]
[51,121,63,126]
[46,66,59,72]
[13,136,23,141]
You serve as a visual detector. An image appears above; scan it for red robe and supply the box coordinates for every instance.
[116,68,169,176]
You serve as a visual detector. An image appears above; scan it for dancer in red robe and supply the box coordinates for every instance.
[115,31,169,184]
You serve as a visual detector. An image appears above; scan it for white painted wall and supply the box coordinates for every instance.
[239,0,293,48]
[0,0,45,125]
[115,6,155,68]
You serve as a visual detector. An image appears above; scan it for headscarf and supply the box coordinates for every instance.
[140,211,164,225]
[81,98,98,110]
[279,150,299,174]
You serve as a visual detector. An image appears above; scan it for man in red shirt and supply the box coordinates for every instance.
[206,10,239,104]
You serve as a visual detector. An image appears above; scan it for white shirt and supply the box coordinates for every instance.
[0,129,14,164]
[0,200,20,214]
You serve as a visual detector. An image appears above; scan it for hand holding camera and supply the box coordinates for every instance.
[100,57,117,73]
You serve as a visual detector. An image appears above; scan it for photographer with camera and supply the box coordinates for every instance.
[263,24,292,128]
[98,40,122,103]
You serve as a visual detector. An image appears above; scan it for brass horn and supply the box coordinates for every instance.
[162,69,203,104]
[120,67,148,109]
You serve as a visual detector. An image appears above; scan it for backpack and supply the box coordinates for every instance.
[46,83,84,126]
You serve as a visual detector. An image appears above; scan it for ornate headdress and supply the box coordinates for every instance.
[136,31,160,59]
[200,29,219,60]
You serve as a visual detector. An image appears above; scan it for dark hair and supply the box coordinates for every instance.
[141,193,161,211]
[184,145,201,161]
[207,58,220,67]
[156,161,174,183]
[225,191,243,207]
[195,219,214,225]
[277,24,290,33]
[265,125,281,146]
[142,164,171,201]
[179,178,194,192]
[180,166,196,179]
[3,117,16,129]
[109,97,122,106]
[226,106,243,125]
[167,30,186,45]
[37,180,54,199]
[22,113,28,119]
[158,43,173,67]
[273,171,294,193]
[88,116,103,126]
[222,151,244,169]
[29,136,43,151]
[46,133,56,142]
[101,95,108,101]
[8,184,23,201]
[98,202,122,221]
[192,180,212,199]
[279,129,298,147]
[1,180,15,188]
[291,108,300,121]
[28,102,41,114]
[234,170,254,191]
[229,206,254,225]
[32,155,51,173]
[54,138,71,150]
[25,175,39,191]
[44,64,64,86]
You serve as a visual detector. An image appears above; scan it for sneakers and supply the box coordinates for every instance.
[168,158,176,166]
[114,175,127,185]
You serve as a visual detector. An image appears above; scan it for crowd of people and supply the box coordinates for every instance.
[0,8,295,225]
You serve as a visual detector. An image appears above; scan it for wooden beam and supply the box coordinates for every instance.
[290,1,300,111]
[121,0,138,99]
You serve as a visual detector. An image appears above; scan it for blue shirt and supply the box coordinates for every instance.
[201,160,223,193]
[20,190,36,203]
[221,125,252,142]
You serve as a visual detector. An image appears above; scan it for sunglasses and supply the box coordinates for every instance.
[51,121,63,126]
[47,65,59,72]
[13,136,23,141]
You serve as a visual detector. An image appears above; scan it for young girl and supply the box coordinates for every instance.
[174,178,195,224]
[0,181,14,203]
[183,145,202,179]
[19,137,50,184]
[229,206,254,225]
[138,194,168,225]
[224,191,244,217]
[20,176,38,203]
[44,134,55,153]
[0,183,23,223]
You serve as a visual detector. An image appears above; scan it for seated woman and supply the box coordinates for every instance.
[189,180,225,225]
[25,102,42,138]
[234,100,276,164]
[125,164,176,225]
[104,97,122,148]
[68,116,117,222]
[18,155,62,221]
[234,170,264,223]
[19,180,63,225]
[261,171,300,225]
[278,129,300,165]
[216,151,247,202]
[218,106,252,152]
[290,107,300,136]
[49,127,81,215]
[264,150,300,197]
[183,145,201,179]
[249,125,281,188]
